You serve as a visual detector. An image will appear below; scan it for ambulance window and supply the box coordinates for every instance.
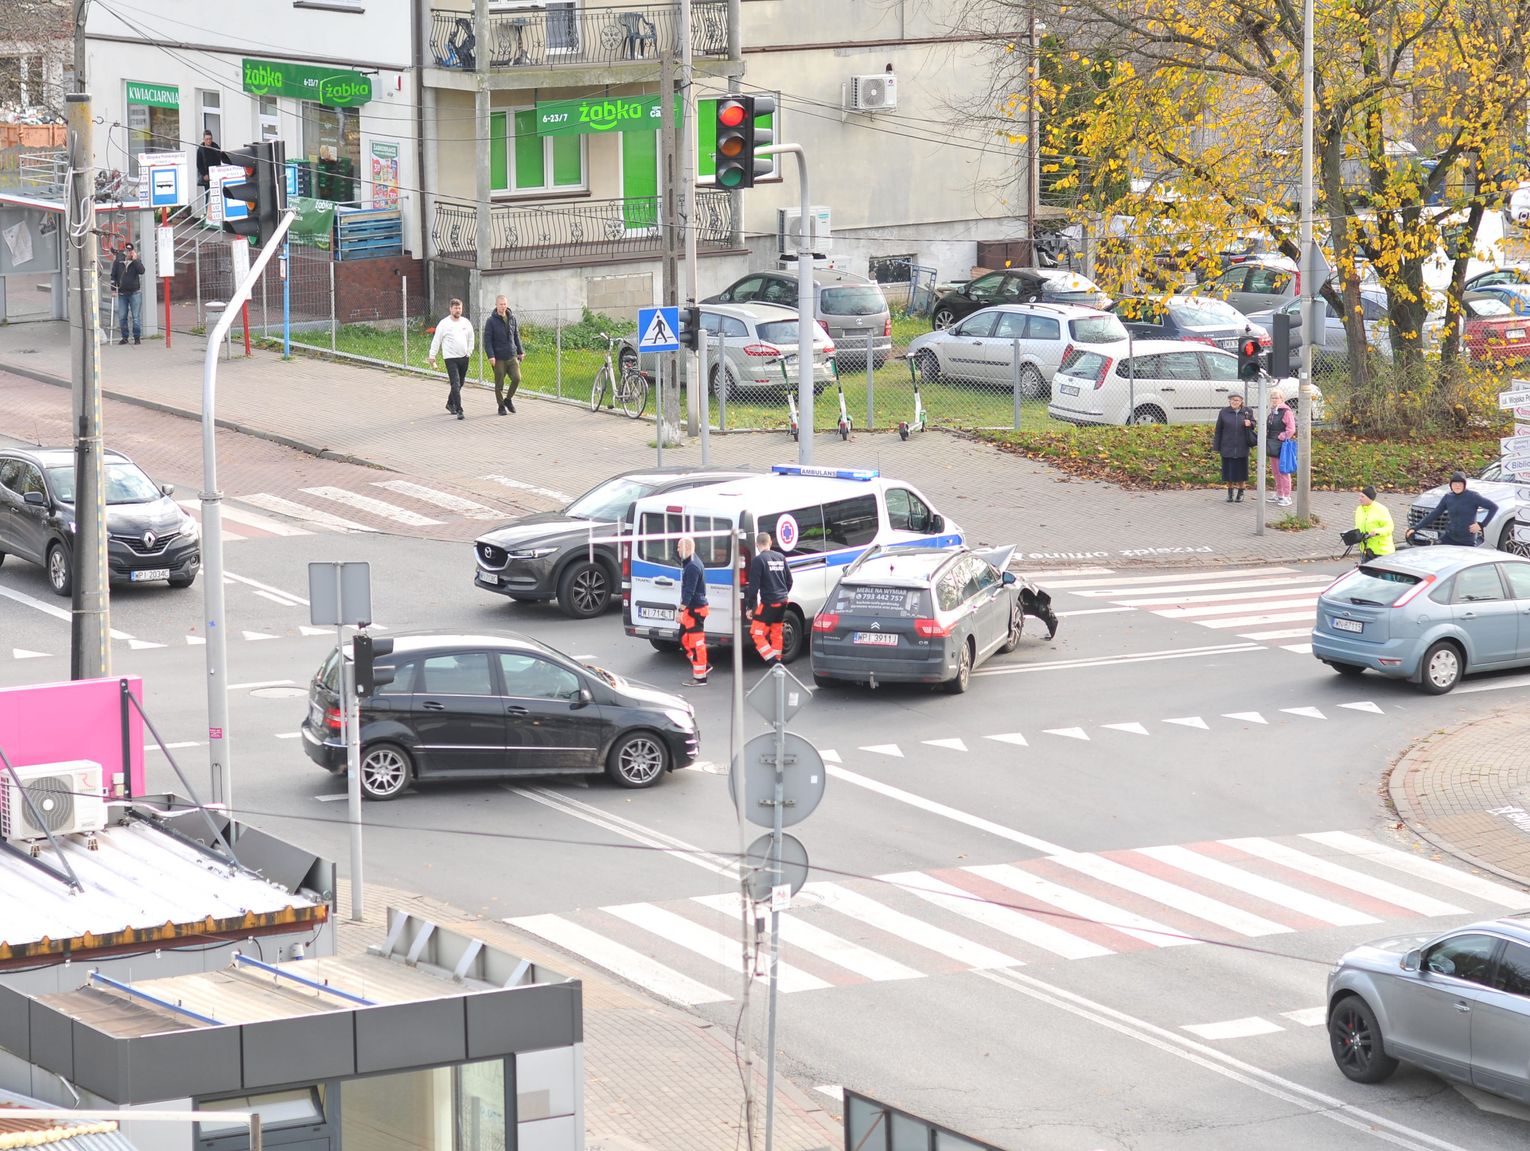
[692,515,731,567]
[822,495,878,548]
[885,488,933,532]
[760,505,826,555]
[639,511,682,564]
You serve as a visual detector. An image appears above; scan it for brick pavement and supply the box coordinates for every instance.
[1387,709,1530,889]
[334,880,837,1151]
[0,321,1369,565]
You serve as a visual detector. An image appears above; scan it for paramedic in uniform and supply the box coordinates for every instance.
[677,536,710,686]
[747,531,794,663]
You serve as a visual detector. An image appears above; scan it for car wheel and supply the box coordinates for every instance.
[779,609,805,664]
[916,350,942,384]
[709,362,737,401]
[46,542,72,598]
[168,572,197,588]
[1018,364,1047,400]
[932,307,958,330]
[1330,662,1365,678]
[999,606,1023,654]
[812,673,835,688]
[359,743,412,801]
[607,730,668,788]
[1418,640,1463,694]
[944,639,974,694]
[649,637,682,653]
[1506,523,1530,558]
[1130,405,1168,426]
[557,559,611,620]
[1328,995,1398,1084]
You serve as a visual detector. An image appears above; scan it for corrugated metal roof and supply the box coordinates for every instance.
[0,818,326,963]
[0,1092,140,1151]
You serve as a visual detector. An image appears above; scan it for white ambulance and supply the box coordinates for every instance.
[622,465,965,662]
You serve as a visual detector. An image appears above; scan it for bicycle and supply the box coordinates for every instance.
[589,333,648,419]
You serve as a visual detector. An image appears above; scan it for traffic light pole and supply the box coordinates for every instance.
[1296,0,1316,521]
[203,210,296,815]
[756,144,814,464]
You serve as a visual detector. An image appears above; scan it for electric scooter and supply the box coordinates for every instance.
[832,360,853,440]
[899,353,928,441]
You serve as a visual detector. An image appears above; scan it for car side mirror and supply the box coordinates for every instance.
[929,514,945,535]
[1002,571,1017,585]
[1401,949,1422,973]
[160,483,175,497]
[23,491,46,507]
[571,687,593,710]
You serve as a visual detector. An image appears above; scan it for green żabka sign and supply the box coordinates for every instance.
[126,81,178,108]
[536,95,673,136]
[242,58,373,108]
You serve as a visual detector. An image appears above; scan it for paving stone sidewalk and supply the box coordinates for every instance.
[1388,709,1530,889]
[0,321,1366,566]
[335,881,838,1151]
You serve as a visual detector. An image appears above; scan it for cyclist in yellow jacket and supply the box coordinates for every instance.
[1355,486,1395,559]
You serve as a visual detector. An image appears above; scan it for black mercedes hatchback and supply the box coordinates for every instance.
[0,448,201,595]
[299,632,699,799]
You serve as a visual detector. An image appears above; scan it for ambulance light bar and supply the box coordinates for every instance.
[770,465,879,481]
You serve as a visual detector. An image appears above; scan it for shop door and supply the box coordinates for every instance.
[620,130,658,232]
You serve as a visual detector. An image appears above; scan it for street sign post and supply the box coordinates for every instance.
[136,152,188,209]
[207,163,249,226]
[1499,386,1530,411]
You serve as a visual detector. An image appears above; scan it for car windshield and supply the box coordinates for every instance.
[1172,298,1243,326]
[1327,567,1424,606]
[819,286,886,316]
[1061,351,1106,377]
[46,461,162,505]
[833,583,930,615]
[564,477,660,521]
[756,319,802,344]
[1467,296,1513,318]
[1069,315,1127,343]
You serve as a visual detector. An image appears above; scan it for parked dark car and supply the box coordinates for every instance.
[1110,295,1270,356]
[0,447,200,596]
[930,269,1110,330]
[299,633,699,799]
[474,467,755,618]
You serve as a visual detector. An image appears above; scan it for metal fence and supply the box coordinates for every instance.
[427,1,729,70]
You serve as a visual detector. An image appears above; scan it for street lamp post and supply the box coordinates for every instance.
[1295,0,1316,520]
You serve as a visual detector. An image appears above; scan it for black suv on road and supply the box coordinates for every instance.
[0,447,200,595]
[473,467,754,618]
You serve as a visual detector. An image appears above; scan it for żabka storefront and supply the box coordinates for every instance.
[242,57,373,203]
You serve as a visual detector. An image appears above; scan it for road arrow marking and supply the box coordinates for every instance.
[1222,711,1268,724]
[242,630,279,642]
[128,638,166,650]
[1339,701,1383,714]
[819,749,842,763]
[1164,716,1209,729]
[299,626,331,637]
[860,744,904,757]
[1102,722,1150,735]
[185,635,206,645]
[12,648,49,659]
[923,738,968,752]
[1281,706,1326,720]
[985,733,1028,747]
[1044,727,1090,741]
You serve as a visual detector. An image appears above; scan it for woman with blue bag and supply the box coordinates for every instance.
[1266,387,1296,507]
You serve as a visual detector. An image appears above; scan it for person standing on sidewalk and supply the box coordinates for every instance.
[195,130,227,218]
[1211,391,1256,502]
[110,242,145,346]
[427,298,475,420]
[1354,486,1396,560]
[483,295,525,415]
[1265,386,1295,507]
[747,530,794,663]
[677,536,711,686]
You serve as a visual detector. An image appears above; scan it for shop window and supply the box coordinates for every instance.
[491,109,583,195]
[300,103,360,202]
[199,89,222,142]
[696,96,777,184]
[125,83,181,177]
[870,255,916,284]
[258,96,280,143]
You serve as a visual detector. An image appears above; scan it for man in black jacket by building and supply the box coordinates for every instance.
[484,295,525,415]
[195,131,227,216]
[1406,472,1500,548]
[110,242,145,345]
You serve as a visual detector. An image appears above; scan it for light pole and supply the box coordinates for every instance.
[1295,0,1316,520]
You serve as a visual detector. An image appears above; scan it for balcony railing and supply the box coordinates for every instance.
[429,2,729,70]
[431,191,734,266]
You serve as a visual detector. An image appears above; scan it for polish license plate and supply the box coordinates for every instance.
[853,631,898,646]
[1332,617,1363,633]
[638,603,675,622]
[477,571,500,584]
[1510,329,1526,340]
[1059,384,1080,396]
[310,701,323,726]
[130,568,170,582]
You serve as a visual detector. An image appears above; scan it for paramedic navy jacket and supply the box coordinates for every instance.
[680,552,708,610]
[747,548,794,611]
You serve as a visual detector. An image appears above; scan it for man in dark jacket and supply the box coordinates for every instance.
[483,295,525,415]
[1406,472,1500,548]
[195,131,227,215]
[747,530,794,663]
[1210,392,1256,502]
[676,536,710,686]
[110,242,145,345]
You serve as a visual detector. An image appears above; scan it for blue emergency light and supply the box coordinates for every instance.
[771,464,879,481]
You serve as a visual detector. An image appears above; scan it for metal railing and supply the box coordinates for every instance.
[431,190,734,265]
[428,2,729,70]
[14,148,67,195]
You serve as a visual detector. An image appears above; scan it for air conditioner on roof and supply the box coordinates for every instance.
[1,760,108,843]
[848,74,898,112]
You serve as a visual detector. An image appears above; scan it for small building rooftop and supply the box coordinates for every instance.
[0,1090,139,1151]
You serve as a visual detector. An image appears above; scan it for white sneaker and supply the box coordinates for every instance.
[1265,493,1278,503]
[1277,496,1293,507]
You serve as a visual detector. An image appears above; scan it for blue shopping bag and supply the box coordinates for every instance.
[1278,438,1297,475]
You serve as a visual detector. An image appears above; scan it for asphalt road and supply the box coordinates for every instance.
[3,433,1530,1150]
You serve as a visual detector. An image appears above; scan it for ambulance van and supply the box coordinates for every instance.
[622,465,964,662]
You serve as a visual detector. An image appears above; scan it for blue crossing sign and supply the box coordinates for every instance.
[637,306,681,352]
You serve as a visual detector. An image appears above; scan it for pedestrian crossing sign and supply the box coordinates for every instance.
[637,306,681,352]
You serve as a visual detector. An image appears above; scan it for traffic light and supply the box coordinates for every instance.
[714,95,774,189]
[1270,311,1293,379]
[1237,331,1262,380]
[222,140,287,247]
[679,304,700,351]
[352,632,395,698]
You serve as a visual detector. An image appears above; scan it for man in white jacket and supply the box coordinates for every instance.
[428,298,476,419]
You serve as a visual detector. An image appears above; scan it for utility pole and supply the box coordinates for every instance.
[758,145,814,464]
[658,47,682,453]
[1027,0,1041,269]
[66,81,109,680]
[679,0,700,436]
[1295,0,1315,520]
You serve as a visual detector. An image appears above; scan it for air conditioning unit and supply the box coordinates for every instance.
[778,206,832,258]
[1,760,108,843]
[848,74,898,112]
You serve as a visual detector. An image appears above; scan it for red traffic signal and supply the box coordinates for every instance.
[715,95,774,190]
[1237,332,1262,380]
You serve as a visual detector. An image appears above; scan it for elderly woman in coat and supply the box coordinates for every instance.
[1211,391,1257,502]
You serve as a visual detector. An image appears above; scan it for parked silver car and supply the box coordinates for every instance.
[906,303,1127,398]
[676,301,836,398]
[1189,256,1300,315]
[1311,547,1530,692]
[704,269,892,367]
[1408,461,1529,553]
[1328,915,1530,1102]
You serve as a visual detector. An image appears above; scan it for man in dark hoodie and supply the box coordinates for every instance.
[1406,472,1499,548]
[110,242,145,345]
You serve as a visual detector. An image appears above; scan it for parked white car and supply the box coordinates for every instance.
[906,303,1127,398]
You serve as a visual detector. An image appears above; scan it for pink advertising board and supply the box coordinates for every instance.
[0,676,144,797]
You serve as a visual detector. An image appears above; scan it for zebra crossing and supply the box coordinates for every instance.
[1046,566,1333,653]
[506,830,1528,1007]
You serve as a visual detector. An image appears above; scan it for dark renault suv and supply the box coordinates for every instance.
[0,448,200,595]
[300,633,699,799]
[474,467,754,618]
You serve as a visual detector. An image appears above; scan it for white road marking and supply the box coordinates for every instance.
[1044,727,1090,741]
[1110,579,1332,605]
[1163,716,1209,729]
[603,902,831,993]
[1281,1006,1328,1027]
[803,882,1020,970]
[183,499,313,537]
[301,486,444,527]
[819,748,842,762]
[225,570,309,606]
[1201,611,1316,628]
[1303,831,1530,908]
[0,583,135,639]
[12,648,49,659]
[1338,701,1383,714]
[1055,606,1137,618]
[482,473,572,502]
[814,1085,845,1101]
[274,732,302,740]
[242,630,279,641]
[1135,845,1379,927]
[298,625,332,637]
[1046,852,1291,937]
[885,871,1112,960]
[185,635,206,645]
[1222,837,1466,917]
[313,793,347,802]
[967,863,1196,948]
[373,479,506,520]
[241,493,378,533]
[1222,711,1267,724]
[1281,706,1325,719]
[694,892,924,982]
[507,913,731,1006]
[985,732,1028,746]
[1155,596,1320,619]
[510,786,736,877]
[1101,722,1150,735]
[826,765,1067,853]
[1182,1016,1284,1040]
[1044,566,1298,589]
[229,679,297,690]
[145,741,200,753]
[975,642,1263,676]
[1282,642,1314,654]
[860,743,903,757]
[1456,673,1530,695]
[923,737,968,752]
[1238,627,1314,640]
[126,638,165,650]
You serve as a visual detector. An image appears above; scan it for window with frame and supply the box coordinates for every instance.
[885,488,933,533]
[1492,940,1530,996]
[1502,563,1530,601]
[955,312,997,337]
[419,652,496,695]
[992,312,1026,339]
[964,273,1004,302]
[870,255,914,284]
[1246,266,1292,294]
[1452,565,1505,603]
[822,495,879,548]
[760,505,826,556]
[376,659,415,695]
[1024,314,1061,341]
[491,109,584,195]
[935,567,964,611]
[498,653,581,700]
[1424,933,1500,984]
[1201,352,1238,381]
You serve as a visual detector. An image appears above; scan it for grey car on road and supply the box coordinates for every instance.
[1328,915,1530,1103]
